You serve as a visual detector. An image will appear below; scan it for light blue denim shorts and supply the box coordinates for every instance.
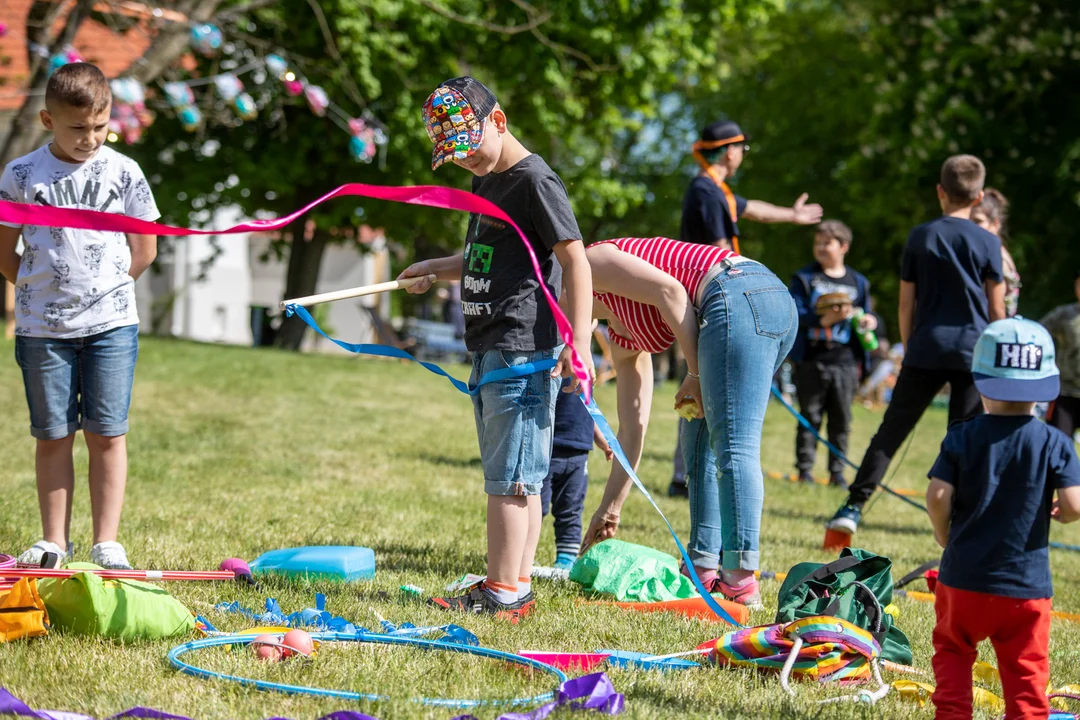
[470,346,561,496]
[14,324,139,440]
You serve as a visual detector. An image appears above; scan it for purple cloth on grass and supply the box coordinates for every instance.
[0,674,623,720]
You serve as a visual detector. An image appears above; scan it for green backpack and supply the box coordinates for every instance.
[775,548,912,666]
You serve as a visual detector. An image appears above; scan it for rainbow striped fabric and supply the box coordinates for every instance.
[710,616,881,683]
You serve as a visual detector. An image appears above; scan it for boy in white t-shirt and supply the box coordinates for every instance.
[0,63,160,569]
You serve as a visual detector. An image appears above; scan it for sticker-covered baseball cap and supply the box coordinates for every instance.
[422,77,498,170]
[972,317,1059,402]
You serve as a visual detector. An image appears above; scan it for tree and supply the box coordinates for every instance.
[695,0,1080,333]
[0,0,247,168]
[129,0,780,349]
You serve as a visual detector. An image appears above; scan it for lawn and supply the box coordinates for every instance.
[1,335,1078,719]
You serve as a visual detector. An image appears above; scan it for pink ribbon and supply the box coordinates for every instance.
[0,184,590,399]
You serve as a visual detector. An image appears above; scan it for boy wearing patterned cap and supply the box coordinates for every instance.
[399,77,594,620]
[926,317,1080,719]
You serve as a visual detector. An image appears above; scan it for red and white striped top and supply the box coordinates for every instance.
[589,237,736,353]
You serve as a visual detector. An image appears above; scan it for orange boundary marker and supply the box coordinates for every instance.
[586,596,750,625]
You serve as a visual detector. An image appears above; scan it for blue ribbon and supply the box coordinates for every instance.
[286,303,745,626]
[284,304,557,395]
[581,396,744,627]
[769,386,929,513]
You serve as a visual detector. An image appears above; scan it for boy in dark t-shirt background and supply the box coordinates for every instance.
[926,317,1080,719]
[788,220,875,487]
[828,154,1006,534]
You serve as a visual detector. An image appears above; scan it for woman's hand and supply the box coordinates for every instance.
[580,506,621,555]
[674,374,704,420]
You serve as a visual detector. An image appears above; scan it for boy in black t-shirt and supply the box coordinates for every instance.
[400,77,595,620]
[828,155,1006,534]
[541,376,612,570]
[788,220,876,487]
[926,318,1080,719]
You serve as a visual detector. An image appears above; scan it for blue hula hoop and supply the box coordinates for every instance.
[168,631,567,709]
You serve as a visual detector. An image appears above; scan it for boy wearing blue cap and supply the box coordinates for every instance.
[926,317,1080,720]
[399,77,594,621]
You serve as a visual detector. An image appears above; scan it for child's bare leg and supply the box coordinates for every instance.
[85,431,126,545]
[518,495,542,580]
[487,495,529,587]
[36,434,77,547]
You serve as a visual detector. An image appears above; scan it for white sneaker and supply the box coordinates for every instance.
[90,541,132,570]
[17,540,68,565]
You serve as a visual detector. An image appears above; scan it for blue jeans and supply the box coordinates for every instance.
[14,324,140,441]
[682,261,796,571]
[540,450,588,556]
[470,347,560,496]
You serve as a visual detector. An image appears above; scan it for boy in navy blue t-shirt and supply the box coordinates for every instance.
[829,155,1006,534]
[926,318,1080,720]
[542,377,611,570]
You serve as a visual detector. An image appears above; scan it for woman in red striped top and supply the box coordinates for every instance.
[580,237,797,608]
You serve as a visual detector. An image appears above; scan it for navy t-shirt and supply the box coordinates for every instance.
[929,415,1080,599]
[901,216,1002,370]
[553,378,594,453]
[680,176,748,246]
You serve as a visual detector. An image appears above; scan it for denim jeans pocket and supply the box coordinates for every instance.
[744,286,794,339]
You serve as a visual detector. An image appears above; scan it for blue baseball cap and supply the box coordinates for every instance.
[972,317,1059,402]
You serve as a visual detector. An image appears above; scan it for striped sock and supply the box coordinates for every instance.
[482,580,518,604]
[517,576,531,597]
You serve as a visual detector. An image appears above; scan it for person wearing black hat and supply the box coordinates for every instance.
[681,120,824,253]
[668,119,824,497]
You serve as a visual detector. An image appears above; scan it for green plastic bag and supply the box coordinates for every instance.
[774,548,912,665]
[37,563,194,640]
[570,539,697,602]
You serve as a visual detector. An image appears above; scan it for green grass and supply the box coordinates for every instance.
[1,335,1078,719]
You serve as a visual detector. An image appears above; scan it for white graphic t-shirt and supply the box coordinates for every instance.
[0,144,160,338]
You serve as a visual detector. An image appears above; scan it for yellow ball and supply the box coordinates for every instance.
[677,400,699,421]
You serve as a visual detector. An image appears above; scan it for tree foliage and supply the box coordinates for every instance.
[128,0,772,346]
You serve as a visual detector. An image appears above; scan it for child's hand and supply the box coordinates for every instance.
[857,313,879,332]
[553,343,596,394]
[397,262,436,294]
[1052,500,1062,522]
[596,436,614,461]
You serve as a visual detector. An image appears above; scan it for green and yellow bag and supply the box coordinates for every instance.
[37,563,194,640]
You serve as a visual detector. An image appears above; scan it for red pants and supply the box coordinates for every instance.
[932,582,1051,719]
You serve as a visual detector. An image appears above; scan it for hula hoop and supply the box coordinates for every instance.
[0,554,15,569]
[168,630,567,709]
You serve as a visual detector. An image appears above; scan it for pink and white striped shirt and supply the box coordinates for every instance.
[589,237,736,353]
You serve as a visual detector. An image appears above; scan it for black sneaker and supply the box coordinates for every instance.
[668,479,689,498]
[429,583,528,623]
[797,471,815,484]
[829,472,848,489]
[516,590,536,617]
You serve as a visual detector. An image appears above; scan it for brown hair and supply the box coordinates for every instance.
[816,219,853,247]
[972,187,1008,239]
[45,63,111,114]
[940,154,985,205]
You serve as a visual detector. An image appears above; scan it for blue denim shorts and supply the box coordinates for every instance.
[470,346,560,496]
[14,324,140,440]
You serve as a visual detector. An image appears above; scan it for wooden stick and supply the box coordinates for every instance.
[279,274,436,310]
